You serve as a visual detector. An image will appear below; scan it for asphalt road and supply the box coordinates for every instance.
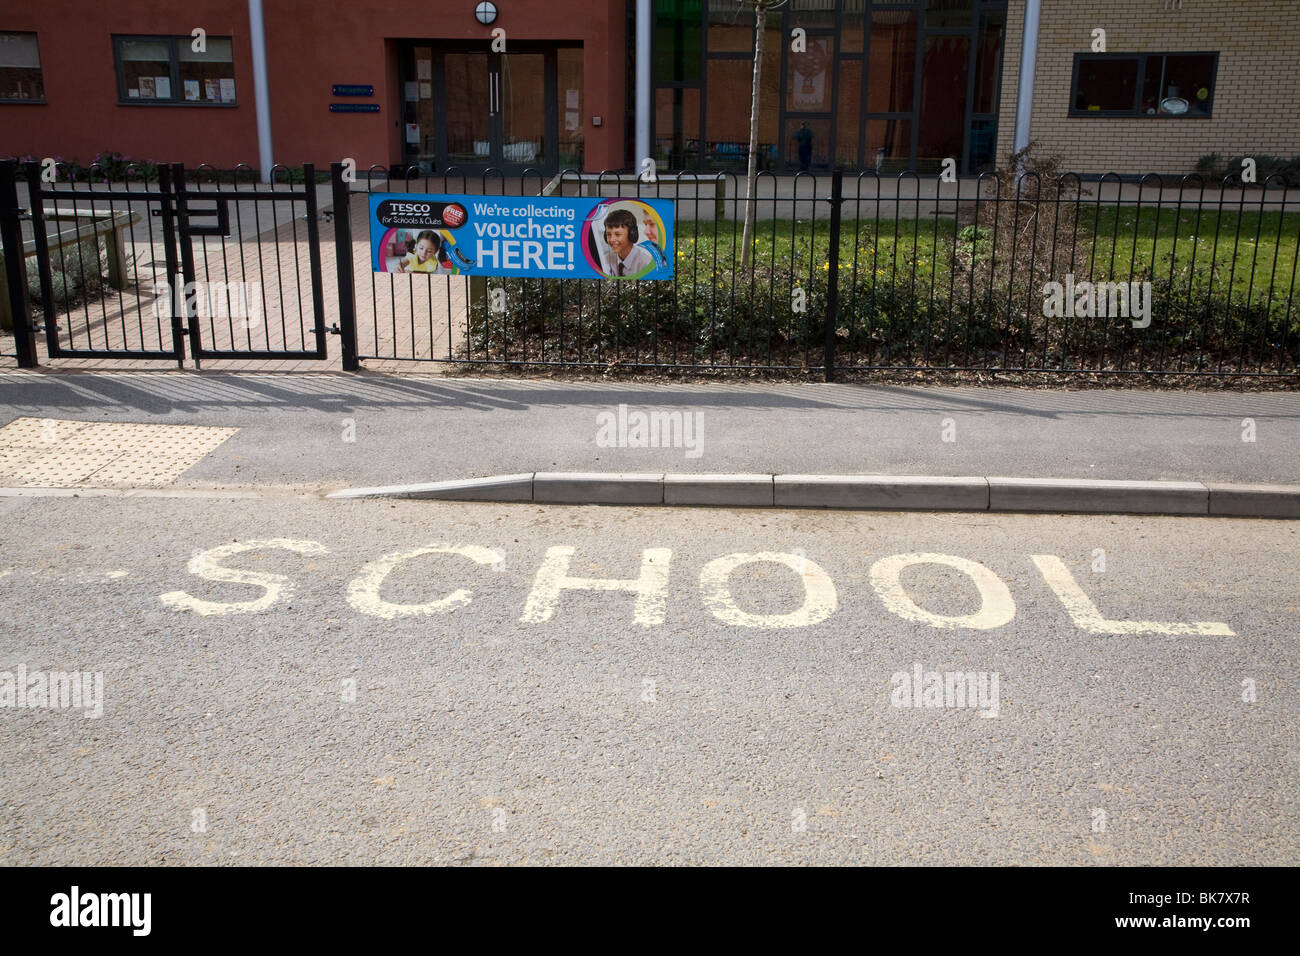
[1,492,1295,865]
[2,373,1297,487]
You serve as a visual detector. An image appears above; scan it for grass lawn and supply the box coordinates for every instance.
[671,210,1300,306]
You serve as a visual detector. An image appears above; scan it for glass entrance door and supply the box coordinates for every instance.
[498,52,547,171]
[443,51,493,169]
[401,44,564,175]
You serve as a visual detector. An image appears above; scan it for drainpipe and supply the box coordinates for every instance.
[636,0,651,172]
[249,0,274,182]
[1012,0,1041,160]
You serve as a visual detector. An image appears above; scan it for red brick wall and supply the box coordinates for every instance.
[1,1,626,172]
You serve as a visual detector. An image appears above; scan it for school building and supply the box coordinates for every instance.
[2,1,1298,178]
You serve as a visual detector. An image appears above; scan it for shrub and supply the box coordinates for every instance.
[25,238,105,304]
[86,150,159,183]
[1194,153,1300,186]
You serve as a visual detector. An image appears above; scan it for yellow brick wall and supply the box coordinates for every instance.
[996,0,1300,174]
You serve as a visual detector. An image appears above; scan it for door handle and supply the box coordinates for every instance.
[490,73,498,114]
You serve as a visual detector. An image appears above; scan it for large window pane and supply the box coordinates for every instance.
[654,86,700,169]
[178,36,234,103]
[705,57,778,169]
[865,119,911,172]
[444,52,491,164]
[403,44,436,171]
[705,59,753,155]
[785,117,831,171]
[1074,58,1139,112]
[502,53,546,166]
[119,39,172,101]
[0,32,43,100]
[836,59,863,168]
[925,0,973,29]
[1154,54,1215,115]
[1140,56,1164,115]
[969,117,997,173]
[656,0,702,84]
[707,0,753,54]
[840,2,866,54]
[866,11,916,113]
[789,0,837,30]
[974,11,1004,114]
[788,34,833,112]
[917,34,969,168]
[558,48,584,169]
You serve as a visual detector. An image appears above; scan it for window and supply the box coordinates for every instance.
[925,0,974,30]
[0,32,44,101]
[866,10,917,113]
[657,0,702,84]
[707,0,752,54]
[113,35,236,105]
[1071,52,1216,117]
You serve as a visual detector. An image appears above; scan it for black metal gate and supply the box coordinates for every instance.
[1,161,329,367]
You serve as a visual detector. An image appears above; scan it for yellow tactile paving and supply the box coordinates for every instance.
[0,417,237,487]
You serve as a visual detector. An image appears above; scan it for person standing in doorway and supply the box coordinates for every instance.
[796,123,814,172]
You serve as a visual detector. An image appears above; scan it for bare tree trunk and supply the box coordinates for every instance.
[740,3,768,271]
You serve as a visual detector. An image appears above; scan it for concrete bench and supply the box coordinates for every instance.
[1,206,141,329]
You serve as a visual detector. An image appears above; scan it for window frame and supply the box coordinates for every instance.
[0,30,46,104]
[112,34,238,107]
[1068,51,1217,118]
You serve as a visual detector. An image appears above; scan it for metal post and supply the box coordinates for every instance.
[0,161,38,367]
[330,163,359,371]
[171,163,202,366]
[24,161,60,360]
[824,170,843,382]
[1013,0,1042,158]
[636,0,651,171]
[248,0,275,183]
[301,163,329,358]
[156,164,187,368]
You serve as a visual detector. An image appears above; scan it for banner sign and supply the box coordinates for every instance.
[368,193,674,280]
[331,84,374,97]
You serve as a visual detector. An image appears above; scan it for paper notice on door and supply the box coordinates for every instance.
[565,89,579,109]
[155,76,171,98]
[565,110,580,131]
[405,123,420,144]
[184,79,200,100]
[419,82,432,99]
[205,79,219,100]
[220,78,235,102]
[139,77,156,97]
[404,82,418,100]
[417,59,431,80]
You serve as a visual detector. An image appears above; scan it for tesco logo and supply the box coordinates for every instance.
[390,202,431,214]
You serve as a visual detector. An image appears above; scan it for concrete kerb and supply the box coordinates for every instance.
[327,473,534,502]
[1206,483,1300,519]
[325,473,1300,519]
[986,477,1208,515]
[775,474,988,511]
